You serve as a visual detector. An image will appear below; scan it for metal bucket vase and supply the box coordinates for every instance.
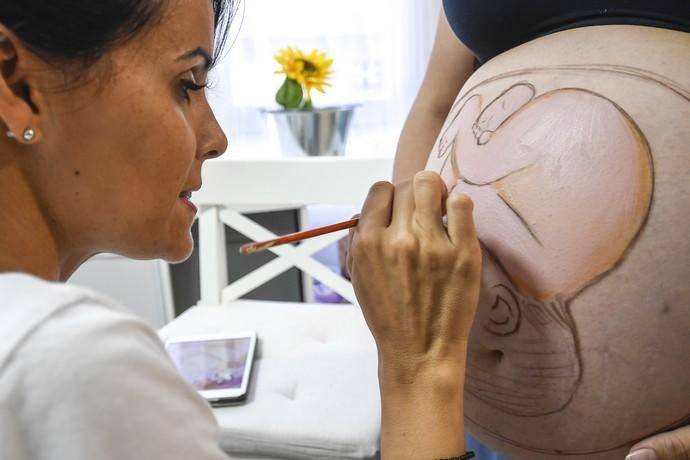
[263,105,357,157]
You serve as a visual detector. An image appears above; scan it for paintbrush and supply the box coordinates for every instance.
[239,217,359,255]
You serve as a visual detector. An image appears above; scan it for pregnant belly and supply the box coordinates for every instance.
[424,25,690,460]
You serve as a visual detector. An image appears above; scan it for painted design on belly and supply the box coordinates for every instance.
[425,64,690,454]
[421,65,690,454]
[468,248,580,417]
[435,85,653,301]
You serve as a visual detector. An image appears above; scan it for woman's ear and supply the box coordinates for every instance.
[0,27,45,145]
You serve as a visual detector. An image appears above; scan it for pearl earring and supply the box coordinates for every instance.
[22,128,35,142]
[6,128,35,142]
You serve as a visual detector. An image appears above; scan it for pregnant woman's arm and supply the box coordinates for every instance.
[392,6,475,184]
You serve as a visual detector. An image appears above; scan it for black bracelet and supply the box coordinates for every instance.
[438,452,475,460]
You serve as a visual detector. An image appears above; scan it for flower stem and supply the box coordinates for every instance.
[303,88,313,110]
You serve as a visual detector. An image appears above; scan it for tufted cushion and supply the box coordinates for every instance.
[159,301,381,460]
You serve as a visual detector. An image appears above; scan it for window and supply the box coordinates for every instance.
[209,0,442,158]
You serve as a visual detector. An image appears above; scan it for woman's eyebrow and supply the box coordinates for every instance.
[176,47,213,70]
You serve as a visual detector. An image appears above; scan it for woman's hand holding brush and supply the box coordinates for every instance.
[348,171,482,460]
[240,170,483,459]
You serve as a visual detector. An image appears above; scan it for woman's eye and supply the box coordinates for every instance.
[180,79,209,102]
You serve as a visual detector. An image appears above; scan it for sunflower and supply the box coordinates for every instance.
[274,47,307,83]
[274,47,334,109]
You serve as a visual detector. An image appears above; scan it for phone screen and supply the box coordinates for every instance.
[166,337,252,391]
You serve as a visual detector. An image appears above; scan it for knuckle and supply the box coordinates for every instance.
[388,234,419,256]
[666,433,690,459]
[456,247,482,276]
[369,181,393,195]
[414,170,441,185]
[352,233,379,254]
[447,192,474,212]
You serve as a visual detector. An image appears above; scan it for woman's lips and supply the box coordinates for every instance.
[179,191,197,215]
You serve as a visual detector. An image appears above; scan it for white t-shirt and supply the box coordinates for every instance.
[0,273,229,460]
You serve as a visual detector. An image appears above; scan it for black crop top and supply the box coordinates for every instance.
[443,0,690,63]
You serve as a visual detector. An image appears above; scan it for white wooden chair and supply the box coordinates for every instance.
[196,157,391,306]
[159,156,393,460]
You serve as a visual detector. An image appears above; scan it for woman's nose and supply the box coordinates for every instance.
[199,108,229,160]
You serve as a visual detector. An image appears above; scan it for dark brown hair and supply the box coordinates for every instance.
[0,0,237,68]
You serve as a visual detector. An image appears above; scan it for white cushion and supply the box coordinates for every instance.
[159,301,381,460]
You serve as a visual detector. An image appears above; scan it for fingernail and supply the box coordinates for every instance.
[625,448,657,460]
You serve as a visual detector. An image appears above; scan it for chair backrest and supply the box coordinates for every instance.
[193,156,394,305]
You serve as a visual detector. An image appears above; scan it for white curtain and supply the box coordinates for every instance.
[209,0,442,158]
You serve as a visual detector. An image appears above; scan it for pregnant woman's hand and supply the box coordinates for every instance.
[347,171,482,459]
[627,426,690,460]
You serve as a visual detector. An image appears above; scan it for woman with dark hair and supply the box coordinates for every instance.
[0,0,479,459]
[0,0,238,458]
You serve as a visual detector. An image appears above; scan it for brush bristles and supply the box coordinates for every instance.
[239,241,275,255]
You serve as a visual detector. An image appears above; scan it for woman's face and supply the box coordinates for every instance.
[25,0,227,267]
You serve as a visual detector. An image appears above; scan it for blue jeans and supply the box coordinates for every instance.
[465,433,510,459]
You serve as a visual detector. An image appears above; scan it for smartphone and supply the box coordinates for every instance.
[165,331,257,405]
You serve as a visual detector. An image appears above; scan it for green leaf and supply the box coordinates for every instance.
[275,78,303,109]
